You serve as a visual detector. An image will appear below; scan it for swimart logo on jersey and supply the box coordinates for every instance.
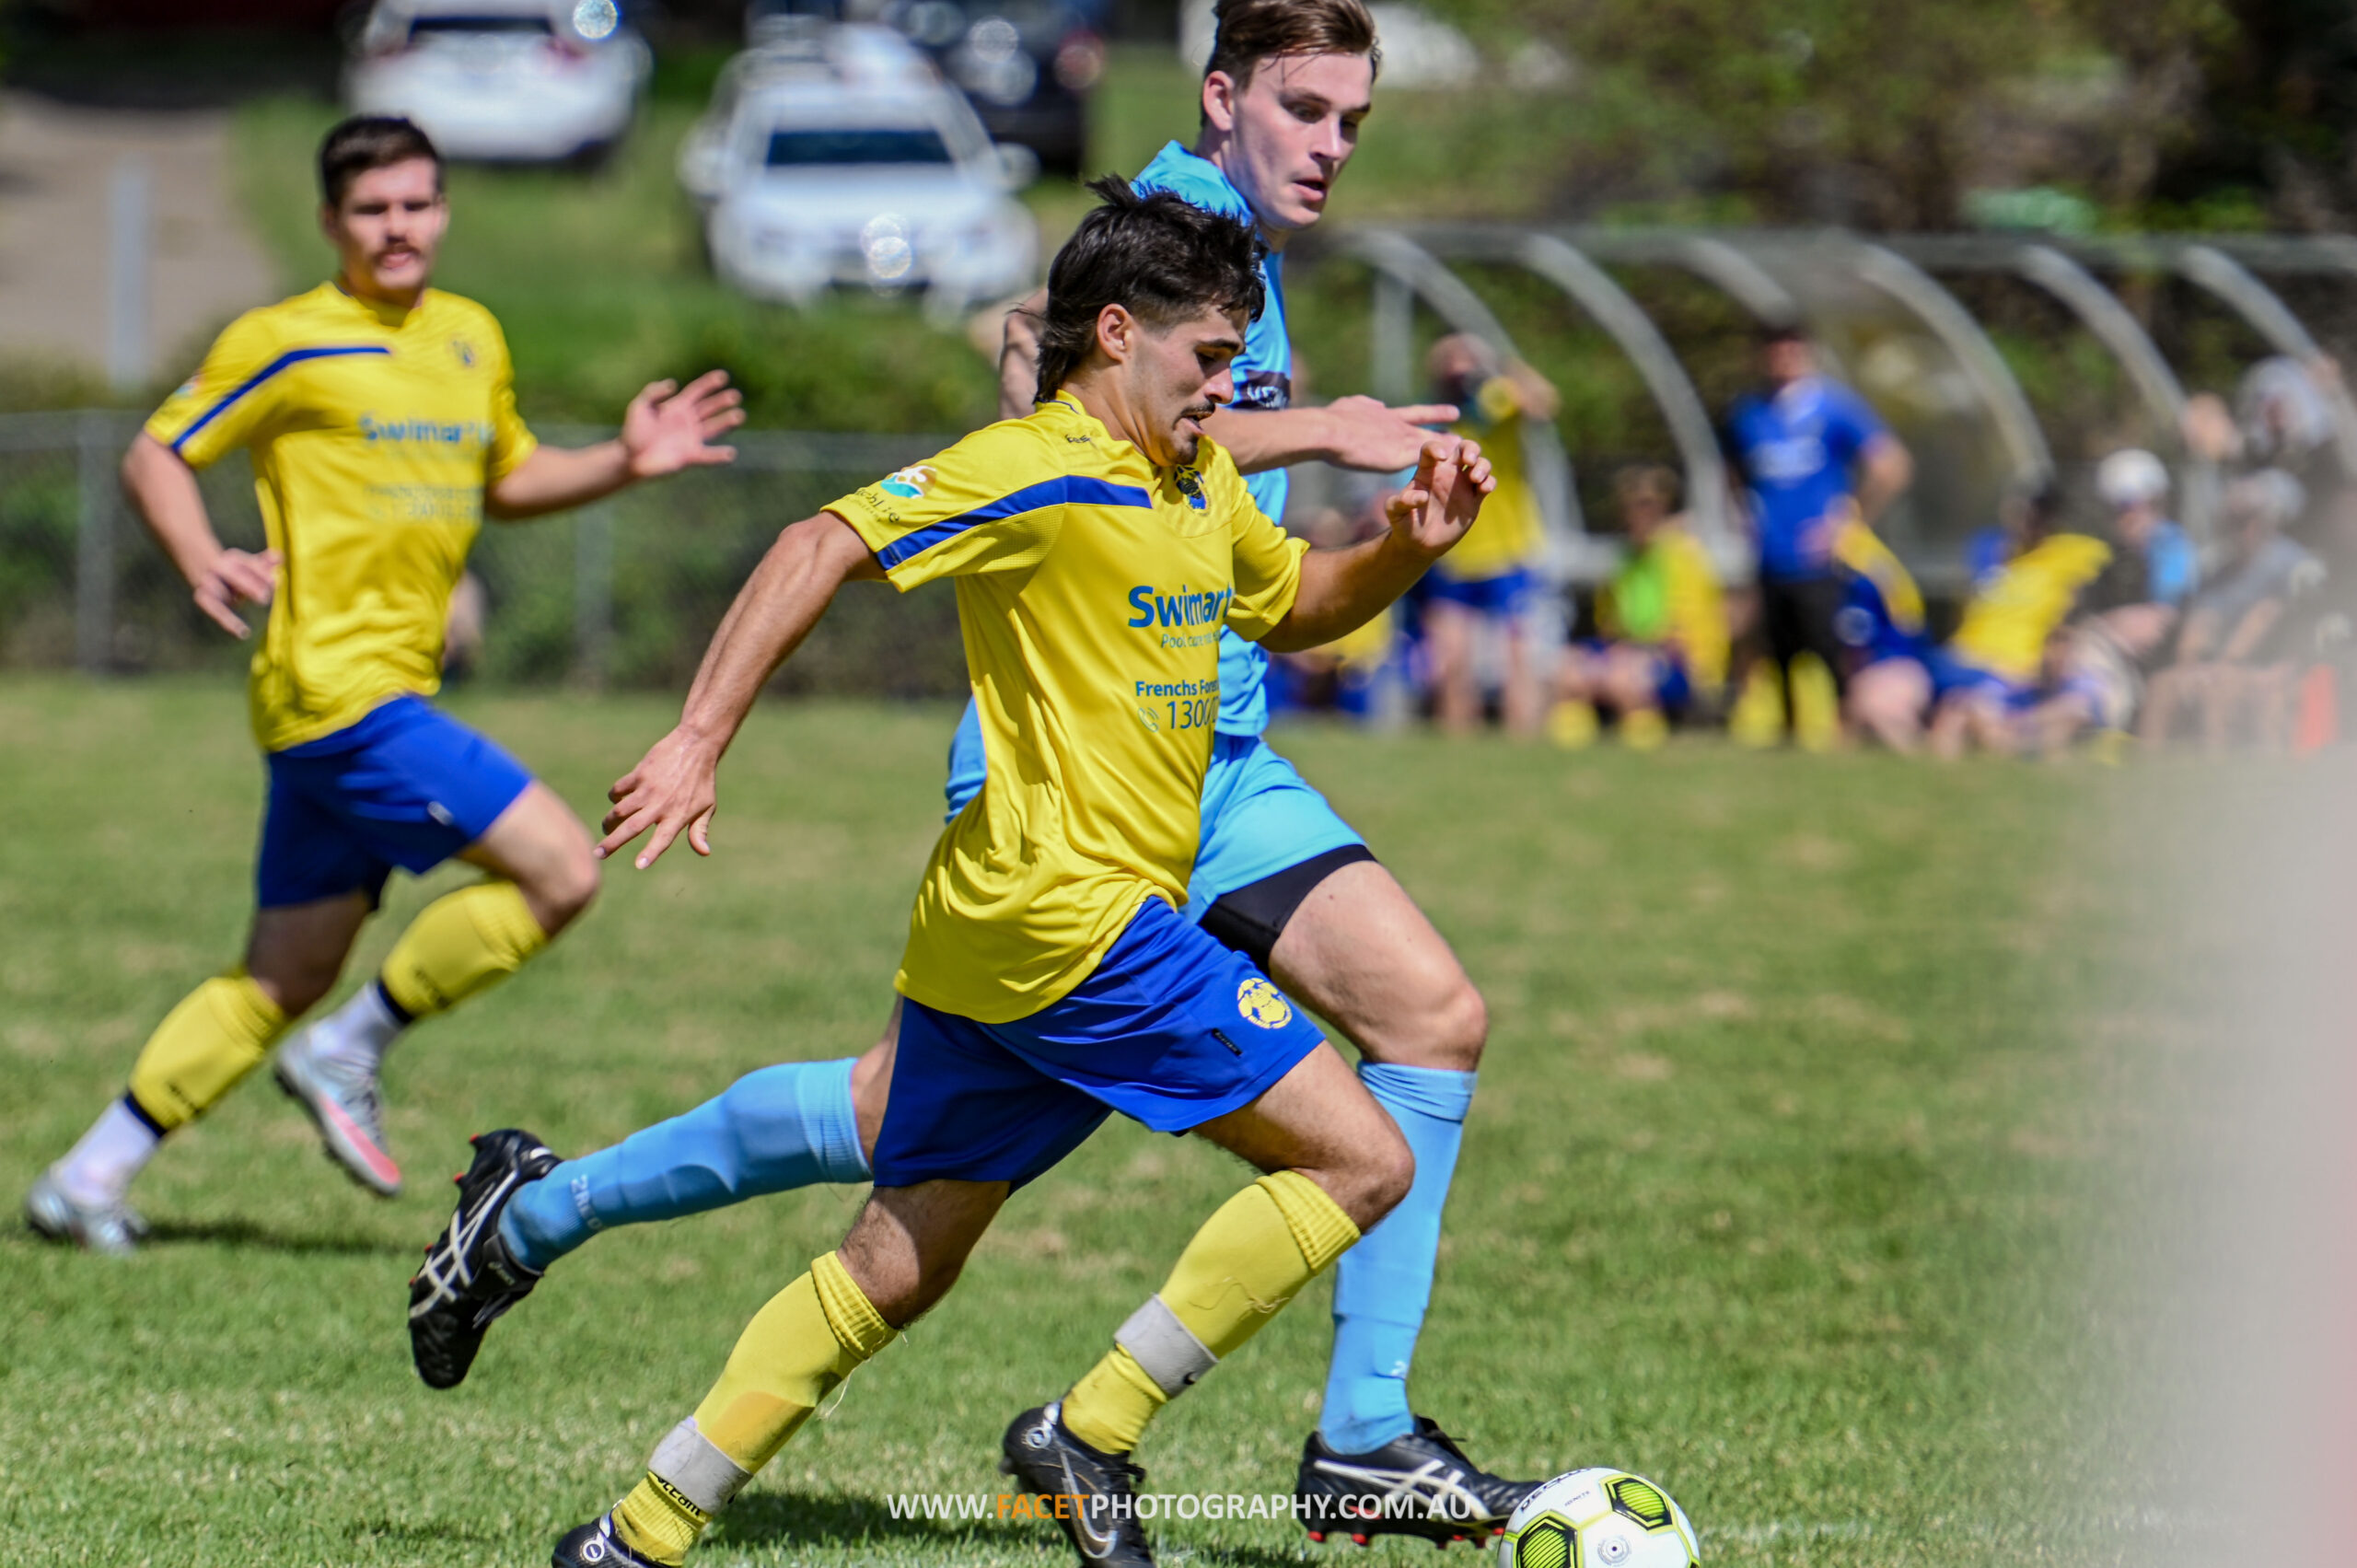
[359,414,493,448]
[1126,583,1231,630]
[880,466,934,499]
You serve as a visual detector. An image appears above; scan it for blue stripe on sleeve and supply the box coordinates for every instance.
[168,344,393,455]
[875,475,1154,570]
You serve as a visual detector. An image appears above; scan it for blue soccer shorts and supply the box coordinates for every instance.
[1418,563,1535,617]
[871,896,1328,1189]
[945,704,1365,919]
[256,694,534,910]
[1926,649,2038,712]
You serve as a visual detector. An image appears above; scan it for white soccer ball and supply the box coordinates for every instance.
[1497,1468,1699,1568]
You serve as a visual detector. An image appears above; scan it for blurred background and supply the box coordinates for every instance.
[15,0,2357,716]
[6,7,2357,1564]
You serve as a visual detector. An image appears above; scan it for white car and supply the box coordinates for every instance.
[681,24,1038,317]
[346,0,652,164]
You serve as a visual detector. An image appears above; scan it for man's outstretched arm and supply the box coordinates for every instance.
[598,513,880,868]
[999,296,1455,472]
[1260,437,1494,654]
[485,371,744,520]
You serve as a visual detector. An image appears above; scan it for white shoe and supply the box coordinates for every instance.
[273,1033,402,1197]
[25,1168,146,1256]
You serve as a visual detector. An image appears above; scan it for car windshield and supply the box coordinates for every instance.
[765,127,954,168]
[409,16,554,37]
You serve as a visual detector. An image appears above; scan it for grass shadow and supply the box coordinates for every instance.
[142,1216,419,1258]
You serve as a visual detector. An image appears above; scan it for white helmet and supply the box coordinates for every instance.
[2096,447,2168,508]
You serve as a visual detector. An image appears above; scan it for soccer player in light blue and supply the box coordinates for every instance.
[422,0,1537,1540]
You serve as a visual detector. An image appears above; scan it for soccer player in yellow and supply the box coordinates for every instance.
[22,117,742,1253]
[1418,332,1560,735]
[412,182,1491,1568]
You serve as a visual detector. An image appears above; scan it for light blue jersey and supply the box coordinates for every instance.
[1134,140,1289,737]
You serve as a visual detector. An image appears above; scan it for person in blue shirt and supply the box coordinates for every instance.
[1724,323,1913,735]
[405,2,1544,1562]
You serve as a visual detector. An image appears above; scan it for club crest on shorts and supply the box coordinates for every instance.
[880,466,934,500]
[1237,976,1293,1029]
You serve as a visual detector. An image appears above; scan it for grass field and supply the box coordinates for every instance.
[0,679,2176,1566]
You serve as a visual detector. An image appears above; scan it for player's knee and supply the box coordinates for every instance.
[1341,1129,1417,1230]
[1417,971,1488,1073]
[531,852,601,934]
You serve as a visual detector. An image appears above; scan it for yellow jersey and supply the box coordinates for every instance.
[830,393,1308,1024]
[145,283,538,751]
[1433,377,1542,582]
[1947,532,2113,684]
[1597,523,1729,693]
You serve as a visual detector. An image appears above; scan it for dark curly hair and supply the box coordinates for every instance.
[1034,175,1267,404]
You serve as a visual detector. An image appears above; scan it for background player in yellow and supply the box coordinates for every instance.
[1846,485,2111,757]
[23,117,743,1253]
[1551,464,1729,749]
[1418,332,1561,735]
[409,183,1491,1568]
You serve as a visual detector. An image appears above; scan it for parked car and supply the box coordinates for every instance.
[682,23,1039,316]
[346,0,652,165]
[749,0,1099,172]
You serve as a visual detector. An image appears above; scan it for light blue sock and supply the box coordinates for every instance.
[498,1057,868,1272]
[1320,1063,1476,1456]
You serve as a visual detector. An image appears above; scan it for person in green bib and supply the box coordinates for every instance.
[1551,465,1728,749]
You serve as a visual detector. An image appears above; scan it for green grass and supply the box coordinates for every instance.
[0,679,2157,1565]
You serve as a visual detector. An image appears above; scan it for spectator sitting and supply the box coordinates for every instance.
[1550,464,1728,750]
[1418,332,1561,735]
[2014,448,2200,756]
[1848,485,2111,756]
[2186,355,2357,571]
[2138,470,2326,750]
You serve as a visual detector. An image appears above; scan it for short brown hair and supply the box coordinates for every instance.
[319,116,442,208]
[1205,0,1380,93]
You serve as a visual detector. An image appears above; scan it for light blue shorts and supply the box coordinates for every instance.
[943,703,1364,919]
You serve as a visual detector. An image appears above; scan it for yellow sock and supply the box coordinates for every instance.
[614,1252,895,1565]
[125,971,289,1130]
[1792,654,1841,752]
[1730,667,1785,749]
[1621,707,1669,750]
[1546,701,1598,749]
[377,881,548,1020]
[1062,1171,1358,1455]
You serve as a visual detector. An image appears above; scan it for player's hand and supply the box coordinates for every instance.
[598,726,722,869]
[192,547,280,639]
[1321,396,1460,471]
[1384,436,1494,558]
[621,370,745,480]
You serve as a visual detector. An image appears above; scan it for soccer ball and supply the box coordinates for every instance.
[1497,1468,1698,1568]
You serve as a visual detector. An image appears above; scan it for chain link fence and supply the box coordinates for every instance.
[0,412,978,697]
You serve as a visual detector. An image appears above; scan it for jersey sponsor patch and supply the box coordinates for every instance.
[1237,976,1294,1029]
[881,466,935,500]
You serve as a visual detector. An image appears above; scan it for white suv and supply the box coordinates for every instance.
[346,0,652,164]
[680,23,1038,317]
